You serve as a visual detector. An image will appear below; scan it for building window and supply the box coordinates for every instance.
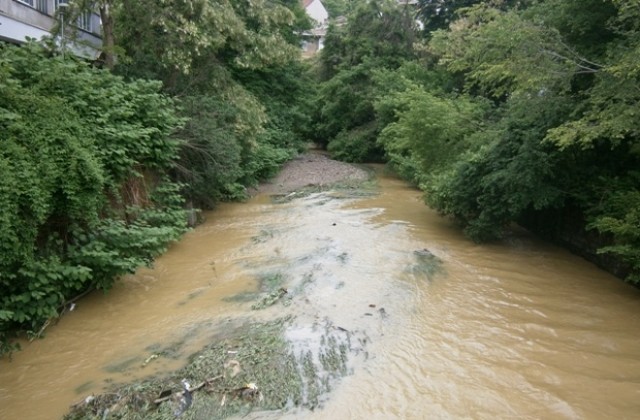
[54,0,92,32]
[77,12,91,32]
[36,0,47,12]
[36,0,47,13]
[16,0,49,12]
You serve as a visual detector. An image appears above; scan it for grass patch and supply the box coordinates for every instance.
[251,288,289,310]
[251,272,291,310]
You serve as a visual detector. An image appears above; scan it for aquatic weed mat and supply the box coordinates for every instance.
[65,317,366,420]
[408,248,446,281]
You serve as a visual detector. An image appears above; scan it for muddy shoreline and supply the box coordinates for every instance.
[254,151,371,196]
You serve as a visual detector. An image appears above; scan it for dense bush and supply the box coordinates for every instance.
[0,44,188,354]
[114,0,314,208]
[313,0,418,160]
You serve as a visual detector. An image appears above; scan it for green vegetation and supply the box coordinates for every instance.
[0,0,314,356]
[0,43,188,353]
[65,318,356,419]
[3,0,639,358]
[111,0,314,206]
[312,0,418,162]
[313,0,640,283]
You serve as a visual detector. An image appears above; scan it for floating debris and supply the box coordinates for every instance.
[234,382,263,402]
[413,248,435,258]
[223,359,241,378]
[172,379,193,417]
[251,287,288,310]
[66,318,367,419]
[142,354,159,367]
[410,248,444,280]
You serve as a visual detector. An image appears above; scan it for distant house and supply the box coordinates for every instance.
[0,0,101,57]
[303,0,328,25]
[301,0,328,57]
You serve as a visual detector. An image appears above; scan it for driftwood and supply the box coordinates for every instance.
[154,378,262,406]
[31,287,97,342]
[153,376,222,404]
[70,376,260,418]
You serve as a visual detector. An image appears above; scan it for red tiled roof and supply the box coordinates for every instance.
[302,0,314,8]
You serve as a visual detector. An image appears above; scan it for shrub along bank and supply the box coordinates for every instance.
[0,43,189,355]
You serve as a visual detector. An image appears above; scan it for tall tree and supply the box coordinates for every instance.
[428,4,578,98]
[417,0,529,35]
[314,0,419,161]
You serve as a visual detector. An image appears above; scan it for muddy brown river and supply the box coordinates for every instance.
[1,169,640,419]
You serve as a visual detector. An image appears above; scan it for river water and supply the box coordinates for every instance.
[1,170,639,419]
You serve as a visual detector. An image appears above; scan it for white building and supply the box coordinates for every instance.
[304,0,328,25]
[0,0,101,56]
[301,0,328,57]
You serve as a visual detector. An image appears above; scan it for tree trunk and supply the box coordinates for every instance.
[99,2,116,70]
